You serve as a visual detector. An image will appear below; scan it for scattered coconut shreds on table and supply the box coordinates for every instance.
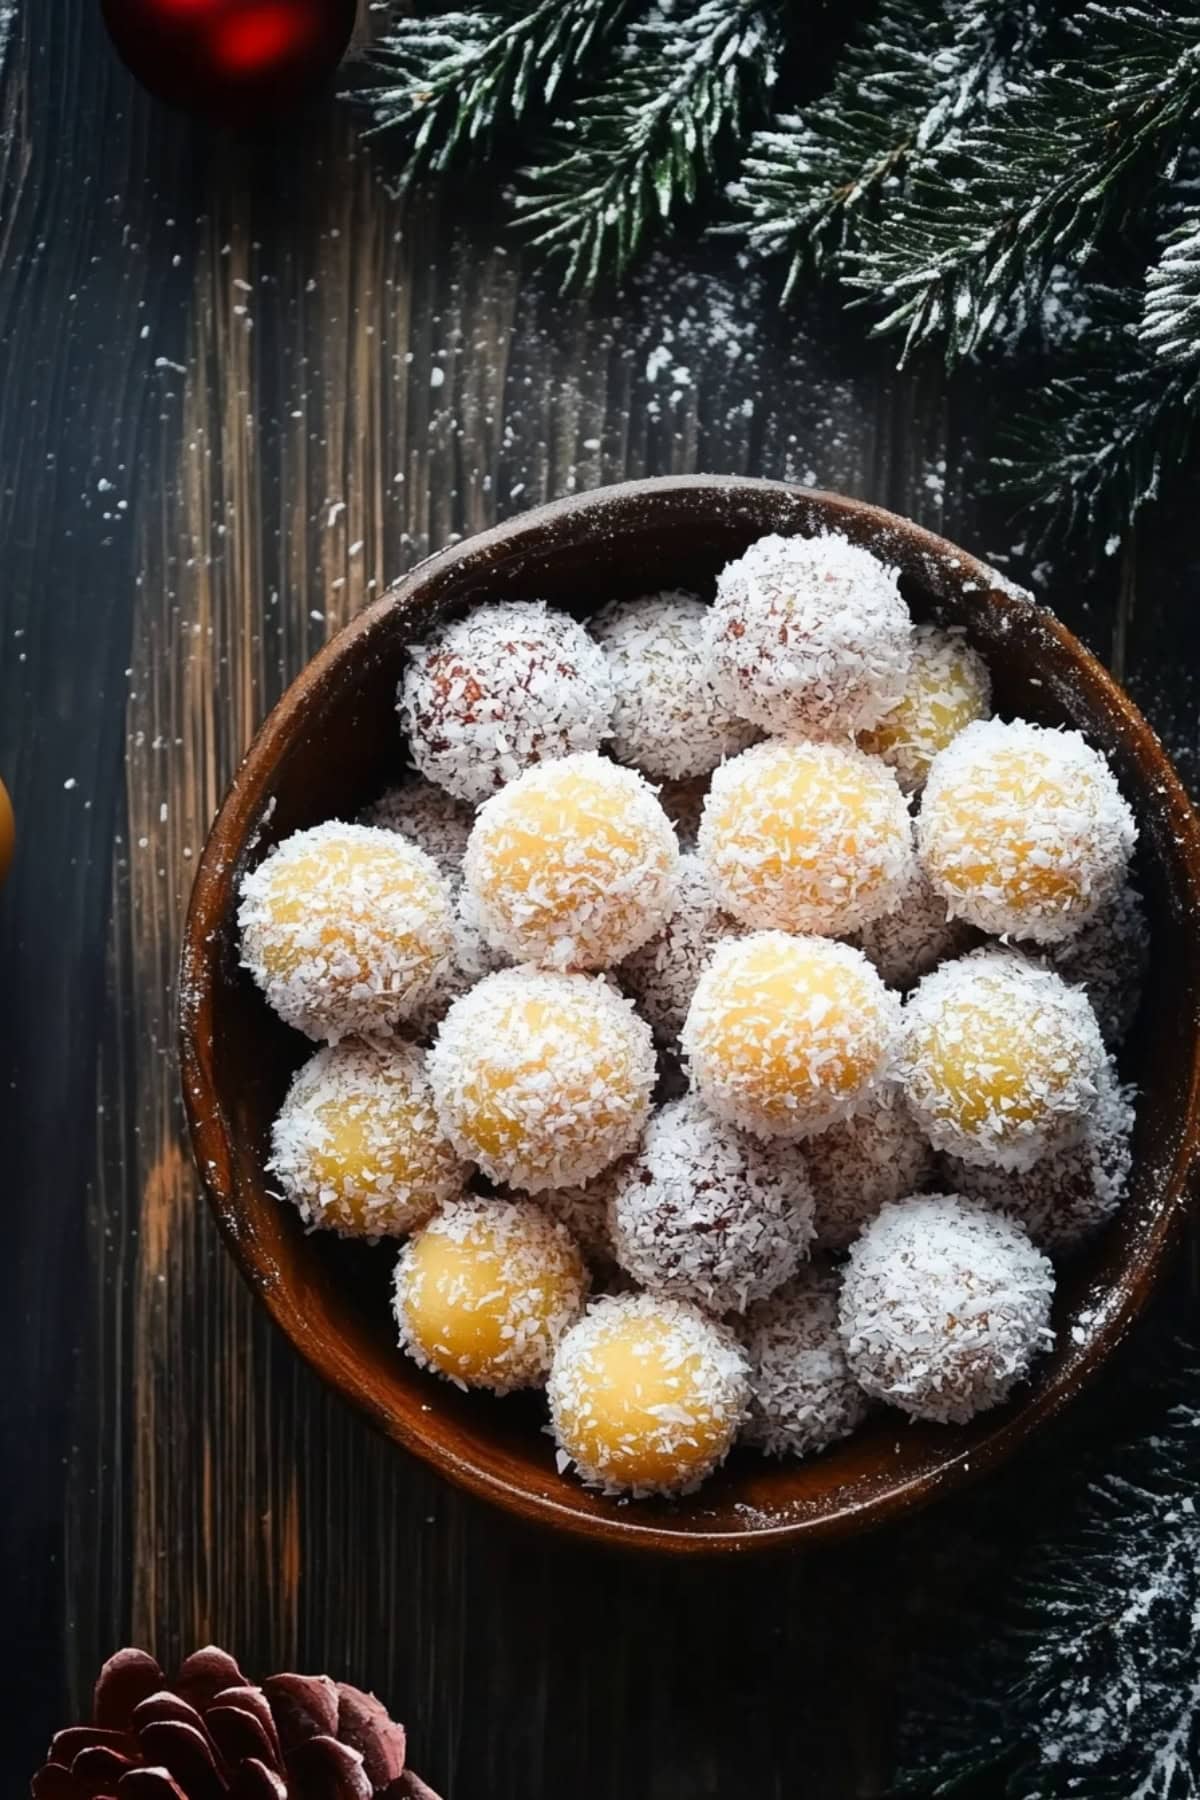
[838,1193,1056,1424]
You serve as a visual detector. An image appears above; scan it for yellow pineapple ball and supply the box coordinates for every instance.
[918,718,1136,943]
[427,966,657,1192]
[547,1293,750,1496]
[682,931,902,1140]
[464,752,679,970]
[237,821,455,1040]
[859,622,992,792]
[899,947,1107,1170]
[698,740,915,937]
[268,1038,466,1239]
[392,1196,589,1393]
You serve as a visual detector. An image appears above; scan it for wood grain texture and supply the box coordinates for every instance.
[0,1,1193,1794]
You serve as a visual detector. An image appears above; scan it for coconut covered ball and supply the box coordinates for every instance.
[944,1063,1135,1254]
[532,1162,627,1269]
[1032,879,1150,1049]
[619,855,743,1047]
[900,948,1107,1171]
[704,531,914,738]
[269,1039,466,1239]
[392,1196,589,1394]
[740,1264,869,1459]
[918,717,1137,944]
[464,752,679,970]
[358,778,475,881]
[590,591,759,779]
[608,1095,816,1314]
[399,600,614,805]
[683,932,902,1141]
[698,740,916,938]
[838,1193,1056,1423]
[851,856,977,990]
[427,967,657,1192]
[806,1084,937,1252]
[237,821,455,1041]
[547,1292,750,1496]
[859,623,992,793]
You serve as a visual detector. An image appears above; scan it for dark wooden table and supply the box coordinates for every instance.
[4,5,1199,1795]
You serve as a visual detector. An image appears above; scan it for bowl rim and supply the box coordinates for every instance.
[179,473,1200,1554]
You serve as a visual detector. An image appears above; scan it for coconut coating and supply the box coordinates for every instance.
[269,1039,467,1239]
[704,530,913,738]
[1031,879,1149,1049]
[427,967,657,1193]
[590,591,759,779]
[608,1095,816,1313]
[683,932,903,1141]
[237,821,455,1041]
[359,778,475,881]
[531,1158,629,1267]
[838,1193,1055,1423]
[698,740,916,938]
[547,1292,750,1496]
[851,856,977,990]
[944,1062,1135,1254]
[918,717,1137,944]
[806,1084,937,1252]
[619,855,743,1047]
[407,885,511,1042]
[740,1264,869,1458]
[859,623,992,793]
[900,948,1107,1171]
[399,600,615,805]
[464,751,680,970]
[392,1196,589,1394]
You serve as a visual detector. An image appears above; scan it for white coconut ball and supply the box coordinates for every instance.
[359,777,475,881]
[851,855,977,990]
[858,622,992,793]
[398,600,614,805]
[619,854,743,1047]
[838,1193,1056,1424]
[703,530,914,738]
[943,1063,1135,1254]
[608,1095,816,1314]
[740,1264,869,1459]
[590,590,758,778]
[805,1084,937,1252]
[1030,879,1149,1049]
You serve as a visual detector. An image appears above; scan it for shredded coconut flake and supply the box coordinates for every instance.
[806,1083,937,1251]
[399,600,614,804]
[609,1094,815,1313]
[851,853,977,989]
[1026,878,1149,1049]
[704,530,914,738]
[359,777,475,879]
[858,622,992,793]
[590,590,759,779]
[739,1262,869,1458]
[838,1193,1056,1424]
[619,854,743,1046]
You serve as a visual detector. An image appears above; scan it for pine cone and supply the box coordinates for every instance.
[32,1646,442,1800]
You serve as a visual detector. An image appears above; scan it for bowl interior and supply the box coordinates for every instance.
[181,477,1200,1552]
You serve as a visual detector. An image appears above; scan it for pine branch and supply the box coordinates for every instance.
[728,0,1055,298]
[515,0,782,292]
[352,0,631,182]
[893,1341,1200,1798]
[994,284,1200,555]
[1143,212,1200,365]
[847,1,1200,363]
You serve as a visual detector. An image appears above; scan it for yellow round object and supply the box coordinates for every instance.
[237,820,455,1040]
[918,718,1136,943]
[548,1294,749,1495]
[463,751,679,969]
[900,948,1107,1170]
[859,622,991,792]
[698,740,914,936]
[0,777,12,884]
[427,966,657,1191]
[682,931,902,1139]
[393,1197,589,1393]
[269,1039,465,1238]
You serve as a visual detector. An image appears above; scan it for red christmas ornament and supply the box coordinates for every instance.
[101,0,357,121]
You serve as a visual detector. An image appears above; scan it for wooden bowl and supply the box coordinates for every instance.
[180,475,1200,1554]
